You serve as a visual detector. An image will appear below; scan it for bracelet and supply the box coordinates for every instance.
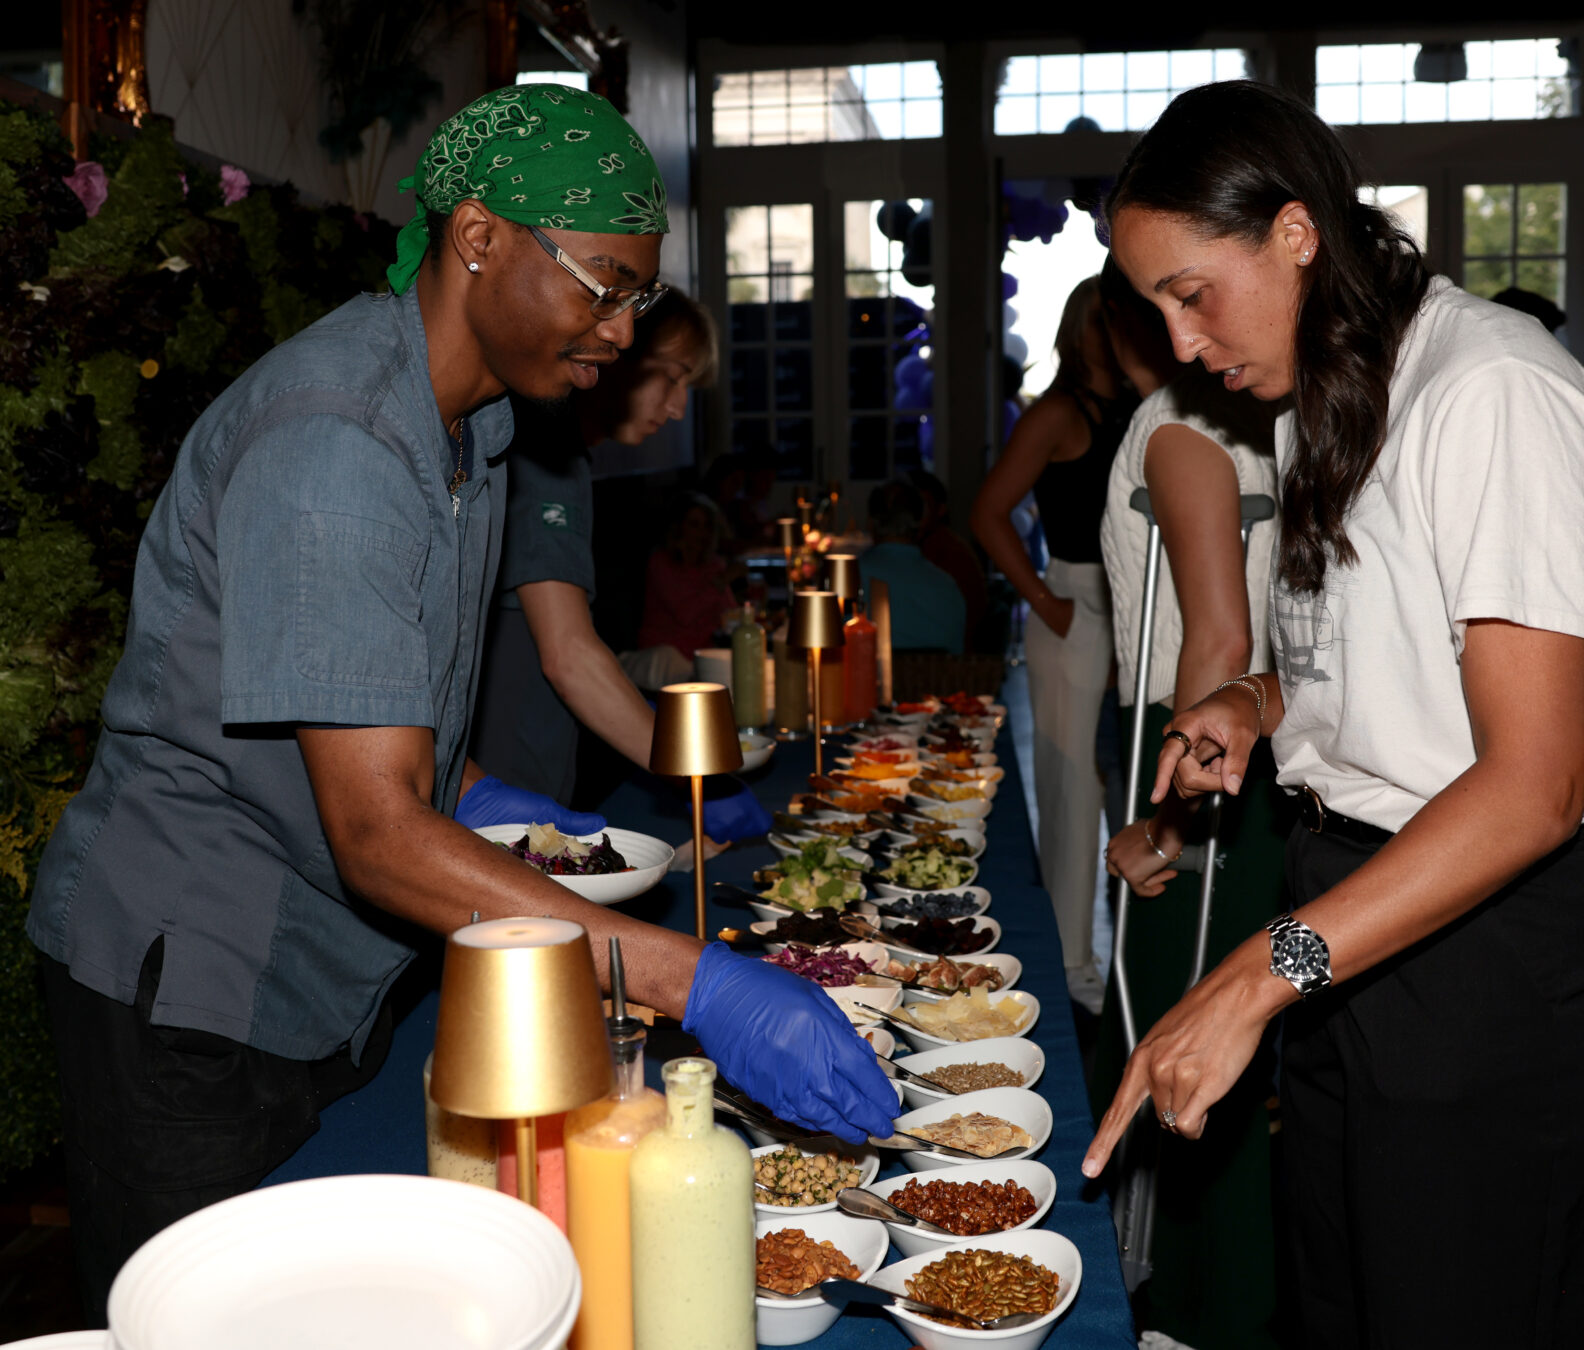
[1143,821,1183,864]
[1214,675,1266,726]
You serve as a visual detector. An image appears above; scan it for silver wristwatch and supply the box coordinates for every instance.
[1266,915,1332,998]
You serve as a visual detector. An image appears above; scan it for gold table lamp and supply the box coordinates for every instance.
[429,917,614,1209]
[651,682,744,940]
[775,516,798,597]
[825,554,860,612]
[789,590,845,777]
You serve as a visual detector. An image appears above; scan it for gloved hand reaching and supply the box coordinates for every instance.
[682,942,898,1145]
[699,778,772,844]
[454,774,608,835]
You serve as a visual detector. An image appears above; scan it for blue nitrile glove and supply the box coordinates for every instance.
[700,778,772,844]
[682,942,898,1145]
[454,774,607,835]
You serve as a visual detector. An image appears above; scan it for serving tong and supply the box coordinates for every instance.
[755,1276,1047,1330]
[712,1087,1023,1161]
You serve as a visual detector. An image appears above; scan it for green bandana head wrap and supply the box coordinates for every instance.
[386,83,669,295]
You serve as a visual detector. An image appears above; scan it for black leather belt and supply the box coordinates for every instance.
[1298,787,1394,847]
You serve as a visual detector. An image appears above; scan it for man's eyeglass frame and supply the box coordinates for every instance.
[526,223,667,320]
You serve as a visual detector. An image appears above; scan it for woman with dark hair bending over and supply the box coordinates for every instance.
[1083,81,1584,1347]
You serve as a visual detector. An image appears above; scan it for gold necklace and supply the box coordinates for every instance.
[448,416,468,494]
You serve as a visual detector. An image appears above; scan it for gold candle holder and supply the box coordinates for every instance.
[650,682,744,940]
[775,516,798,597]
[429,917,614,1209]
[825,554,860,610]
[789,590,845,777]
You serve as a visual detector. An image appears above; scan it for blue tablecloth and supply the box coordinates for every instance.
[265,728,1136,1350]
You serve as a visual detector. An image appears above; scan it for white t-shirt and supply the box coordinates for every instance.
[1270,277,1584,831]
[1101,372,1279,707]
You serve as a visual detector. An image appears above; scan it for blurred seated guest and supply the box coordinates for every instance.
[622,491,737,688]
[726,447,779,551]
[907,468,988,649]
[861,479,965,652]
[473,290,766,847]
[701,450,747,534]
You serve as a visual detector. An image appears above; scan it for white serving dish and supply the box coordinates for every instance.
[912,798,994,825]
[866,1228,1082,1350]
[912,779,1000,804]
[877,914,1001,961]
[739,731,777,771]
[863,1158,1056,1257]
[918,749,999,769]
[750,1141,882,1215]
[833,756,924,776]
[107,1174,578,1350]
[876,827,988,861]
[887,989,1040,1054]
[891,1037,1047,1110]
[917,765,1006,788]
[770,828,883,857]
[2,1336,108,1349]
[870,885,992,922]
[893,1087,1053,1173]
[898,953,1022,1002]
[830,774,915,796]
[846,735,921,753]
[473,824,673,905]
[754,1210,889,1346]
[858,1025,896,1059]
[872,860,981,896]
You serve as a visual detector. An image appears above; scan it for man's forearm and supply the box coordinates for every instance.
[544,630,657,767]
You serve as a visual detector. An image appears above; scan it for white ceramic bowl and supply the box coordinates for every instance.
[892,1087,1053,1173]
[871,885,992,922]
[866,1228,1082,1350]
[754,1211,890,1346]
[910,798,993,824]
[877,827,988,861]
[891,1038,1047,1110]
[739,731,777,771]
[919,749,999,769]
[834,756,924,775]
[913,779,1000,803]
[739,1081,905,1147]
[863,1159,1056,1257]
[858,1025,897,1059]
[751,1141,882,1214]
[846,735,921,754]
[770,828,882,857]
[1,1336,108,1349]
[887,989,1040,1054]
[473,825,674,904]
[878,914,1002,961]
[899,953,1023,1002]
[830,773,915,796]
[108,1174,578,1350]
[872,860,981,896]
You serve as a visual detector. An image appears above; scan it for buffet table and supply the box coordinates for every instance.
[264,726,1136,1349]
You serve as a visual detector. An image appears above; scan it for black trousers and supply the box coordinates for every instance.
[1281,825,1584,1349]
[40,939,392,1326]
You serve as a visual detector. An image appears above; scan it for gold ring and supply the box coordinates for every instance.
[1164,730,1193,753]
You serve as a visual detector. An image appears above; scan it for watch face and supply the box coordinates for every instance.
[1279,930,1327,980]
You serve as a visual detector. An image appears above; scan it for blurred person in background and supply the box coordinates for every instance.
[907,467,988,650]
[861,478,965,652]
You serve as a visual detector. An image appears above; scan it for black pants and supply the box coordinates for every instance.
[40,940,392,1326]
[1281,825,1584,1349]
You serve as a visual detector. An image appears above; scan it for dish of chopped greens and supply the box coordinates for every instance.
[878,848,977,891]
[759,838,866,911]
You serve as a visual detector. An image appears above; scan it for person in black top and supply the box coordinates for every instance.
[971,264,1175,1012]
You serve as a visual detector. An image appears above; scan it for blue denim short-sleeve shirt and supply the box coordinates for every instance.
[27,288,510,1061]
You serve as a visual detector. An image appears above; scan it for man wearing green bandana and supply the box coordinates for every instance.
[29,85,896,1319]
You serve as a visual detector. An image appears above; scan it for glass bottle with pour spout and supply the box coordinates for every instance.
[564,939,665,1350]
[729,602,766,730]
[628,1057,754,1350]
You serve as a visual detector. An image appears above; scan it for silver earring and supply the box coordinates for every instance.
[1300,248,1313,264]
[467,262,480,273]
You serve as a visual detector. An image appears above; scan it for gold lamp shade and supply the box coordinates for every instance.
[775,517,798,552]
[789,590,846,650]
[429,917,613,1120]
[825,554,860,603]
[649,682,745,777]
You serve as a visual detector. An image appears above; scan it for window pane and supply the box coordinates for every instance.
[775,348,813,410]
[1039,54,1081,93]
[1463,258,1512,297]
[1360,83,1403,124]
[1213,49,1249,81]
[1464,184,1515,256]
[995,96,1038,136]
[905,99,943,140]
[1448,80,1492,121]
[775,418,814,480]
[1490,39,1536,79]
[867,101,904,139]
[731,418,771,456]
[1127,89,1170,131]
[1516,258,1564,307]
[903,60,941,98]
[1001,56,1039,95]
[1492,79,1538,120]
[1126,50,1169,89]
[730,348,768,412]
[1360,43,1409,83]
[1362,185,1429,253]
[1516,183,1565,255]
[1039,93,1083,134]
[1082,52,1126,91]
[1404,82,1447,122]
[713,63,940,145]
[729,296,766,342]
[893,414,924,472]
[773,299,813,342]
[849,416,888,481]
[1082,91,1126,131]
[848,345,887,409]
[1316,85,1360,125]
[1316,45,1360,84]
[1171,49,1214,87]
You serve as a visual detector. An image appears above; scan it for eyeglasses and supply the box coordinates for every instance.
[526,223,668,321]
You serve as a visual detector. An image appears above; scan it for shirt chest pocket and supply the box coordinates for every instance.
[295,511,430,690]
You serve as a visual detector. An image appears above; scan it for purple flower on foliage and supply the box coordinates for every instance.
[220,165,251,205]
[63,161,108,217]
[179,172,188,198]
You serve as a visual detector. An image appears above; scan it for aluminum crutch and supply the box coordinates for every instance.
[1109,488,1275,1294]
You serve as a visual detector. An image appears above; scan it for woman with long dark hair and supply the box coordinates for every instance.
[1083,81,1584,1347]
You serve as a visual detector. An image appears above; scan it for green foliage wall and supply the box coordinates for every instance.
[0,102,396,1178]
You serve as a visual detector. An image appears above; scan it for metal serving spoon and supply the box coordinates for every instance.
[810,1276,1051,1330]
[834,1186,953,1234]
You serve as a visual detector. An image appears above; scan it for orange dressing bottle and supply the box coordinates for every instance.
[564,940,665,1350]
[843,598,878,725]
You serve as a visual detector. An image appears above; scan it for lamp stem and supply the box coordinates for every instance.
[810,648,824,777]
[691,774,707,940]
[516,1115,538,1207]
[782,547,794,600]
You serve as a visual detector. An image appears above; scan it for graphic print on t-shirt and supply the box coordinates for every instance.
[540,501,570,528]
[1270,579,1337,685]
